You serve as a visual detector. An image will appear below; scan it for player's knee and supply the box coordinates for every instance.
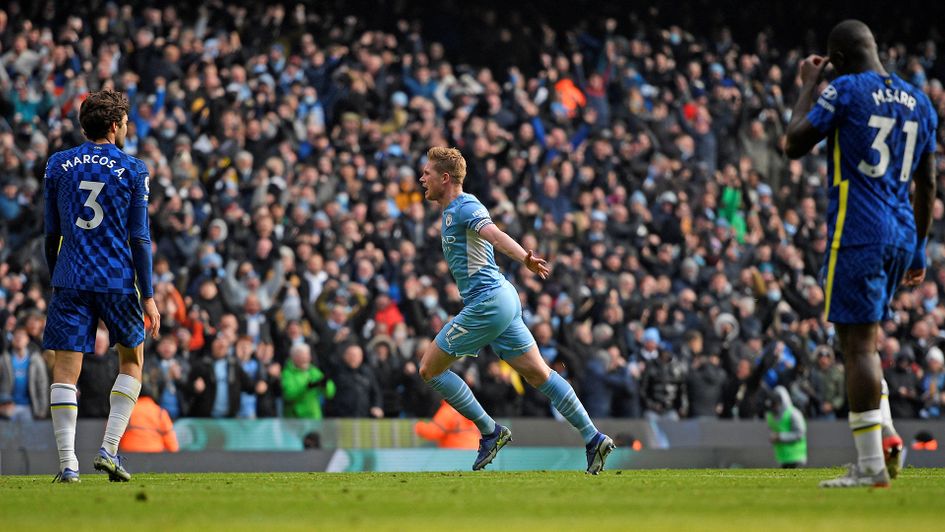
[419,360,438,382]
[520,368,549,388]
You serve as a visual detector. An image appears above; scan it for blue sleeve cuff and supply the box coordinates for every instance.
[131,239,153,298]
[911,236,929,270]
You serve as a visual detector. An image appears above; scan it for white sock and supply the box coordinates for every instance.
[879,378,898,438]
[102,374,141,455]
[50,383,79,472]
[849,409,885,474]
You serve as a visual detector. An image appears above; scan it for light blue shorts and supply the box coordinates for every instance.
[434,281,535,359]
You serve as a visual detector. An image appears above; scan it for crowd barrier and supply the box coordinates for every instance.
[2,419,942,474]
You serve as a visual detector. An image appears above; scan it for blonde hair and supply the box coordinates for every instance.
[427,147,467,184]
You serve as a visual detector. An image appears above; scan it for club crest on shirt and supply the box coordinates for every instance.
[445,214,453,227]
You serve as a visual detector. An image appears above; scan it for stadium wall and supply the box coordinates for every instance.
[2,419,943,474]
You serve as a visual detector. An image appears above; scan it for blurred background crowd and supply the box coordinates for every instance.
[2,0,945,424]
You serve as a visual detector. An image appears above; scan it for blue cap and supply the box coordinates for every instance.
[643,327,661,344]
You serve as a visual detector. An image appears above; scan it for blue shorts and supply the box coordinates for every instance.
[43,288,145,352]
[822,244,911,324]
[435,281,536,359]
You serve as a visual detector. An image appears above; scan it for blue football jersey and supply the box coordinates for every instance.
[44,142,150,294]
[807,72,938,248]
[441,193,506,304]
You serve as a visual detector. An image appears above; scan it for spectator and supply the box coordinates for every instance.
[641,343,688,420]
[414,401,479,449]
[885,353,922,419]
[809,346,845,419]
[0,325,48,420]
[371,292,405,336]
[687,351,727,418]
[254,341,282,418]
[329,344,383,418]
[920,347,945,419]
[366,334,404,418]
[234,336,263,419]
[400,338,440,418]
[145,335,188,419]
[4,0,945,422]
[186,335,255,418]
[473,359,523,418]
[281,343,334,419]
[77,328,118,418]
[120,382,180,453]
[583,344,639,418]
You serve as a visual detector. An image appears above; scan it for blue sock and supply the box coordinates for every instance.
[428,370,496,435]
[538,371,599,444]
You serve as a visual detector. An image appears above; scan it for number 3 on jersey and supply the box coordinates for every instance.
[76,180,105,229]
[858,114,918,182]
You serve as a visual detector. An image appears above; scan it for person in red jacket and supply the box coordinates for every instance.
[373,291,405,335]
[414,401,480,449]
[120,384,179,453]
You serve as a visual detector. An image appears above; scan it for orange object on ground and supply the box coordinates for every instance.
[120,396,180,453]
[414,401,480,449]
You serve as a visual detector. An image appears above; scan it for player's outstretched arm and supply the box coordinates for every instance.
[478,223,550,279]
[904,151,937,287]
[785,55,830,158]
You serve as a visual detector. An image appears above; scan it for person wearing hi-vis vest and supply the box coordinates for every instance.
[766,386,808,468]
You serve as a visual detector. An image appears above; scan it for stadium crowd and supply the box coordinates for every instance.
[2,1,945,424]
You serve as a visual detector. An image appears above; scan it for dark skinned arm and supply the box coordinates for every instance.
[904,151,937,286]
[785,55,831,159]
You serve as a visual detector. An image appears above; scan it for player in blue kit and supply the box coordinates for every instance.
[43,90,161,482]
[417,147,614,473]
[785,20,937,487]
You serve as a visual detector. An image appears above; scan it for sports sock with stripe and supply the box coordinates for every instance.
[538,371,599,444]
[102,374,141,455]
[849,409,885,474]
[427,370,496,436]
[50,383,79,472]
[879,377,898,438]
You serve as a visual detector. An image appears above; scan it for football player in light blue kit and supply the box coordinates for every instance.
[417,147,614,473]
[786,20,937,487]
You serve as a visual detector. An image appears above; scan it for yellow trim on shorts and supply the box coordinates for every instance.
[824,130,848,322]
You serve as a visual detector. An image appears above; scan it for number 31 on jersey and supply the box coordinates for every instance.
[858,114,918,182]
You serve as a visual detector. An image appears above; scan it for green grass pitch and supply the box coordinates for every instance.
[2,469,943,531]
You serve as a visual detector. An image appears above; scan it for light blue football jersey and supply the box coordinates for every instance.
[441,193,506,304]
